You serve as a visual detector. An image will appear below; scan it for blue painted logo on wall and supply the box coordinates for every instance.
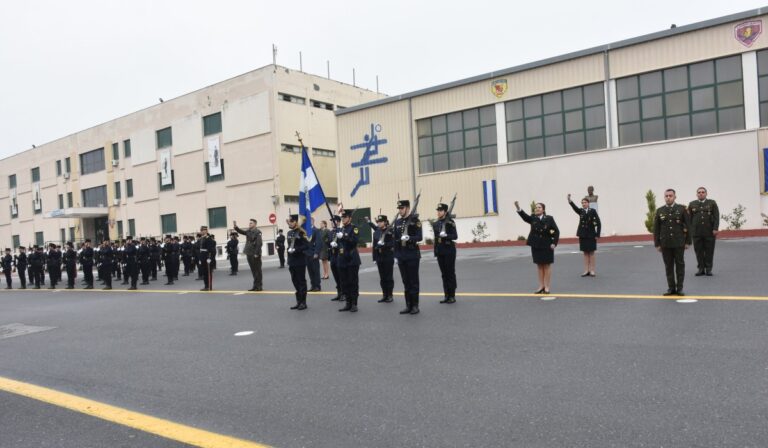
[350,124,388,197]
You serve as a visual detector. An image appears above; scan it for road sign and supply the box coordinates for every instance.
[269,213,277,224]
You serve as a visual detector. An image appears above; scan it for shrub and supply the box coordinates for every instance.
[471,221,489,243]
[721,204,747,230]
[644,190,656,233]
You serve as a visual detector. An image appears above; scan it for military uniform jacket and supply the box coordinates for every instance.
[47,250,62,268]
[688,199,719,237]
[569,201,601,238]
[326,228,340,264]
[137,245,150,264]
[275,234,285,250]
[1,255,11,271]
[181,241,192,258]
[226,239,239,256]
[198,237,216,263]
[100,247,114,265]
[308,230,323,258]
[370,223,395,263]
[29,252,43,268]
[337,224,361,268]
[79,247,94,265]
[150,245,161,261]
[123,244,138,264]
[14,253,27,270]
[286,229,309,267]
[393,215,423,262]
[234,226,262,256]
[653,204,692,248]
[432,219,458,257]
[518,210,560,249]
[63,249,77,267]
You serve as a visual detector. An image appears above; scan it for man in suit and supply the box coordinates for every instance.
[688,187,719,276]
[653,188,691,296]
[234,219,263,291]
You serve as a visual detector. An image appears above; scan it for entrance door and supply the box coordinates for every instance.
[354,207,372,244]
[94,217,109,243]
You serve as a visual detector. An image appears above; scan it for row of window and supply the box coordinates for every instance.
[280,144,336,157]
[159,208,227,233]
[278,92,343,111]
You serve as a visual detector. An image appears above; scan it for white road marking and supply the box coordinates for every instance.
[234,331,255,336]
[676,298,698,303]
[540,296,557,301]
[633,245,644,248]
[234,292,246,295]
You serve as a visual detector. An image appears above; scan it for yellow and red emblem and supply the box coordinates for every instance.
[491,79,508,98]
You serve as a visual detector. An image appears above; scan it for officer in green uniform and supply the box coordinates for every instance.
[653,189,692,296]
[687,187,719,276]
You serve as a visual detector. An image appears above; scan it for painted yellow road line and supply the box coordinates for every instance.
[4,288,768,301]
[0,375,271,448]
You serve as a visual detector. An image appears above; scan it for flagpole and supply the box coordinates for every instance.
[296,132,337,227]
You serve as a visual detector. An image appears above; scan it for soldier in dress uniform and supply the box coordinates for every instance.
[653,188,692,296]
[286,215,309,310]
[14,247,27,289]
[63,242,77,289]
[515,201,560,294]
[138,238,151,285]
[226,232,239,276]
[149,238,161,280]
[568,193,602,277]
[1,248,12,289]
[169,236,181,283]
[79,239,94,289]
[99,240,114,290]
[433,203,458,304]
[197,226,216,291]
[336,209,361,313]
[688,187,720,276]
[393,199,423,315]
[367,214,395,303]
[181,236,193,276]
[327,216,344,302]
[275,229,286,269]
[47,243,61,289]
[123,236,139,290]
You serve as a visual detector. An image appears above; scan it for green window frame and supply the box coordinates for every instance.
[112,142,119,161]
[117,221,124,238]
[208,207,227,229]
[205,159,225,183]
[114,181,121,200]
[67,192,73,207]
[158,171,175,191]
[123,139,131,158]
[617,55,744,146]
[128,219,136,237]
[161,213,177,234]
[56,160,62,176]
[60,229,66,245]
[58,194,64,209]
[126,179,133,198]
[69,227,75,243]
[757,50,768,127]
[12,235,20,249]
[156,127,172,149]
[65,157,71,173]
[31,167,40,183]
[35,231,44,247]
[203,112,222,136]
[80,148,105,175]
[417,105,497,174]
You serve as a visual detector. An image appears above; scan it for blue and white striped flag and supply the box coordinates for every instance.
[299,147,328,237]
[483,180,498,214]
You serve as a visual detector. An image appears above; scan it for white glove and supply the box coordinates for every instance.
[439,231,447,238]
[330,241,338,248]
[377,241,384,246]
[287,248,295,254]
[401,235,410,242]
[336,232,343,239]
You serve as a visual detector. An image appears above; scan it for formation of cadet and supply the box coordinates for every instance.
[653,188,692,296]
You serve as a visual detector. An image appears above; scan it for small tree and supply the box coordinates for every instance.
[721,204,747,230]
[529,200,537,214]
[471,221,489,242]
[644,190,656,233]
[762,213,768,227]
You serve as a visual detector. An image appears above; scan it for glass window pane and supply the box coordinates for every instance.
[761,103,768,127]
[433,135,447,153]
[665,91,689,116]
[759,50,768,75]
[418,137,432,156]
[616,76,638,100]
[641,119,665,143]
[433,153,449,172]
[525,138,544,159]
[508,141,525,161]
[479,105,495,126]
[618,100,640,123]
[544,114,563,135]
[524,96,542,117]
[692,87,715,111]
[419,156,433,173]
[448,131,463,151]
[563,87,583,109]
[463,109,479,128]
[640,72,663,96]
[545,135,565,156]
[664,66,688,91]
[417,119,432,137]
[760,77,768,102]
[465,148,482,167]
[505,100,523,121]
[690,60,715,87]
[666,115,691,139]
[565,132,586,152]
[586,129,607,150]
[716,56,742,83]
[432,116,446,134]
[482,145,498,165]
[507,121,524,141]
[691,111,717,136]
[464,129,480,147]
[717,81,744,108]
[718,107,745,132]
[203,113,222,136]
[480,125,497,145]
[583,83,604,106]
[525,118,542,137]
[620,123,642,145]
[565,110,583,132]
[642,96,663,119]
[447,112,463,132]
[449,151,464,170]
[543,92,562,114]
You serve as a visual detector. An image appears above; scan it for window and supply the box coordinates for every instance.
[205,160,225,183]
[281,144,302,153]
[69,227,75,243]
[123,139,131,158]
[617,55,744,145]
[60,229,66,245]
[112,142,119,161]
[64,157,71,173]
[156,127,172,149]
[203,112,222,136]
[67,192,73,207]
[8,174,16,189]
[117,221,124,238]
[757,50,768,127]
[12,235,20,249]
[81,185,107,207]
[505,83,606,162]
[56,160,62,176]
[80,148,105,175]
[58,194,64,209]
[311,99,334,110]
[128,219,135,237]
[158,171,175,191]
[35,232,44,247]
[114,181,121,200]
[312,148,335,157]
[208,207,227,228]
[126,179,133,198]
[161,213,177,233]
[417,105,497,173]
[279,92,306,105]
[31,167,40,183]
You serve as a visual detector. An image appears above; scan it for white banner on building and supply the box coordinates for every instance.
[159,149,172,185]
[207,136,222,176]
[33,182,41,210]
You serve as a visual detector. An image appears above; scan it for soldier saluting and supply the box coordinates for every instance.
[393,197,423,315]
[688,187,719,276]
[653,189,691,296]
[432,199,458,304]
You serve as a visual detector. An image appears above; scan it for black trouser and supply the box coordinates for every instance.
[277,248,285,267]
[693,236,716,271]
[4,270,11,288]
[182,256,191,275]
[32,267,43,287]
[437,252,457,298]
[199,259,212,289]
[228,254,238,273]
[661,247,685,290]
[102,263,112,287]
[398,258,420,308]
[18,265,26,288]
[341,265,359,304]
[246,255,262,289]
[83,263,93,287]
[48,265,60,287]
[330,261,341,298]
[66,264,76,287]
[376,257,395,297]
[151,259,158,279]
[307,256,320,289]
[169,258,179,280]
[126,262,138,287]
[115,262,122,279]
[289,264,307,305]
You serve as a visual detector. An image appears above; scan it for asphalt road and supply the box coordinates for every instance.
[1,238,767,447]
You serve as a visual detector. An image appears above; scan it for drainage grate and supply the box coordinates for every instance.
[0,323,56,340]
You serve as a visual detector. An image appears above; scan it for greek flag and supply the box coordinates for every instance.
[299,147,328,237]
[483,180,498,214]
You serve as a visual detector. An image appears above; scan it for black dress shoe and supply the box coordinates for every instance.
[675,288,684,296]
[383,297,393,303]
[534,288,545,294]
[65,286,74,290]
[164,282,174,285]
[580,272,590,277]
[297,303,307,310]
[663,289,677,296]
[695,270,705,276]
[439,297,450,303]
[349,305,358,312]
[84,286,93,290]
[705,270,713,276]
[200,288,210,292]
[103,286,112,290]
[128,286,137,291]
[446,297,456,304]
[409,306,420,315]
[290,304,300,310]
[330,296,341,301]
[339,304,352,312]
[400,308,412,315]
[378,297,389,303]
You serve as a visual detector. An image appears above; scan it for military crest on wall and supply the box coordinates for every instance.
[734,20,762,47]
[491,79,508,98]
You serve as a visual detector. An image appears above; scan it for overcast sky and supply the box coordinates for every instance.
[0,0,764,159]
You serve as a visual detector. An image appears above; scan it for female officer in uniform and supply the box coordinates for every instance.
[515,201,560,294]
[568,193,601,277]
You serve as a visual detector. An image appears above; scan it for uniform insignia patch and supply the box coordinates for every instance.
[353,227,359,234]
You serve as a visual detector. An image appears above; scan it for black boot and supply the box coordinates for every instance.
[297,294,307,310]
[410,293,420,314]
[399,293,412,314]
[439,295,450,304]
[695,269,705,276]
[339,297,353,311]
[330,292,341,301]
[446,296,456,304]
[349,296,358,313]
[705,269,713,276]
[378,294,389,303]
